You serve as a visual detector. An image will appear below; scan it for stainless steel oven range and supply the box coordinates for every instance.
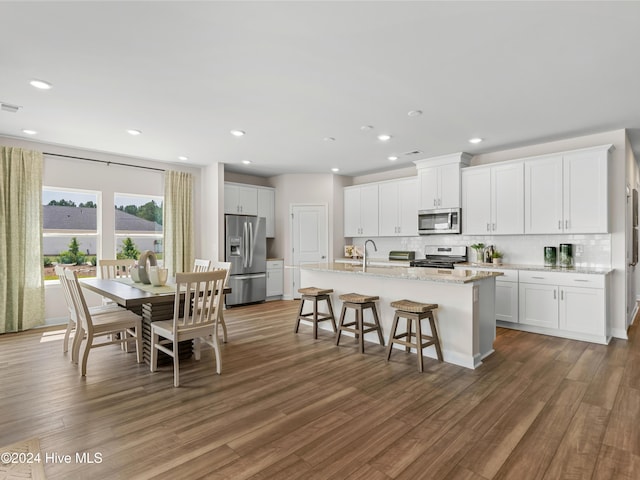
[409,245,467,269]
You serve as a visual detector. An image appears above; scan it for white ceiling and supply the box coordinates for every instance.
[2,1,640,177]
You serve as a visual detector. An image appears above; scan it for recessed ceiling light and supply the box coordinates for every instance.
[230,130,246,137]
[127,129,142,136]
[29,79,52,90]
[377,134,392,141]
[469,137,483,144]
[388,155,398,161]
[22,129,37,135]
[360,125,374,131]
[241,160,251,165]
[408,110,423,117]
[331,167,340,172]
[323,137,336,142]
[178,156,188,161]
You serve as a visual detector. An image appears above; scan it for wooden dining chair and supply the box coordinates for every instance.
[98,258,136,279]
[150,269,226,387]
[63,269,143,376]
[193,258,211,273]
[210,261,231,342]
[55,265,120,363]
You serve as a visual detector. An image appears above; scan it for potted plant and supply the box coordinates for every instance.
[491,250,504,265]
[470,243,485,263]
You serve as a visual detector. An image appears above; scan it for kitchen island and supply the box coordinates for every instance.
[300,263,502,369]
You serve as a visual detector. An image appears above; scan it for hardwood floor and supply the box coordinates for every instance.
[1,300,639,479]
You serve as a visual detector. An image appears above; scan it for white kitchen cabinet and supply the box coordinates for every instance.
[562,148,609,233]
[418,163,462,210]
[518,270,607,341]
[257,187,275,238]
[378,178,418,236]
[560,285,605,336]
[519,281,559,329]
[524,145,610,234]
[495,270,519,323]
[344,184,379,237]
[462,162,523,235]
[224,183,258,215]
[266,260,284,298]
[414,153,471,210]
[225,183,275,237]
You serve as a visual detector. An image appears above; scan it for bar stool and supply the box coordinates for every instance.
[295,287,337,339]
[387,299,442,372]
[336,293,385,353]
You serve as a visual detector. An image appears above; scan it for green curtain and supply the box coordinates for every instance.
[163,170,194,277]
[0,147,44,333]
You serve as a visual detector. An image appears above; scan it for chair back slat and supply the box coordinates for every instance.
[210,261,232,286]
[193,258,212,273]
[99,259,136,279]
[173,270,226,333]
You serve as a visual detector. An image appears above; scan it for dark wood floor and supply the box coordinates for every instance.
[1,300,639,479]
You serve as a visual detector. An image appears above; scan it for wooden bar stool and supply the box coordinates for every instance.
[295,287,337,339]
[387,299,442,372]
[336,293,385,353]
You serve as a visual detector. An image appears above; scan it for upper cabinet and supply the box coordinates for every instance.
[224,183,276,238]
[344,184,379,237]
[224,183,258,215]
[378,178,418,236]
[257,187,275,238]
[524,145,611,234]
[462,162,524,235]
[414,153,471,210]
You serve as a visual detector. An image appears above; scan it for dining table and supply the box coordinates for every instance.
[81,277,231,365]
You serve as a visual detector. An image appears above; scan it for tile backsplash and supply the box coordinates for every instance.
[350,234,611,268]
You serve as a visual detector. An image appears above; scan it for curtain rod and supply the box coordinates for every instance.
[43,152,166,172]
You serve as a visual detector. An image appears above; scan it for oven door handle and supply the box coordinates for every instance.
[448,212,452,229]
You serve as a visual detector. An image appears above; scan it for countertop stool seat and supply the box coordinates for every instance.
[387,299,442,372]
[336,293,385,354]
[295,287,337,339]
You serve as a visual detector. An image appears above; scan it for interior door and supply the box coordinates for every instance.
[291,204,328,299]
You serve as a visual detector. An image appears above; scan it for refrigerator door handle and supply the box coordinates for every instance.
[243,221,249,269]
[248,220,254,268]
[232,273,266,280]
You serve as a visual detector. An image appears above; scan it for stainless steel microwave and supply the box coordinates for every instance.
[418,208,461,235]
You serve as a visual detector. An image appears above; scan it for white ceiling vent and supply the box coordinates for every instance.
[1,102,21,113]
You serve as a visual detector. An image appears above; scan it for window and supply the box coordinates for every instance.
[43,187,99,280]
[114,193,163,263]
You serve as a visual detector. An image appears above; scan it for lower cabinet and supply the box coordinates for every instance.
[266,260,284,299]
[495,270,518,323]
[457,266,609,344]
[518,270,608,342]
[518,282,559,329]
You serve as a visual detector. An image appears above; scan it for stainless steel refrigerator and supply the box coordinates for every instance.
[225,214,267,306]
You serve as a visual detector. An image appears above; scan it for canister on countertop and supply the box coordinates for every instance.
[559,243,573,267]
[544,246,557,266]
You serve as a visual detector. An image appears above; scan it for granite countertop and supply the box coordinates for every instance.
[301,262,502,284]
[335,257,412,267]
[455,262,613,275]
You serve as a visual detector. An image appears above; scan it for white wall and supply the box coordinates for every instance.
[269,173,346,298]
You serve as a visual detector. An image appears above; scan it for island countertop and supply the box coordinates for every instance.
[301,262,502,284]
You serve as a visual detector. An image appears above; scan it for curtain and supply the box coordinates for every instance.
[0,147,44,333]
[163,170,194,277]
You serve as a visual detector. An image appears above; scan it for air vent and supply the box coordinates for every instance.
[1,102,21,113]
[403,150,423,156]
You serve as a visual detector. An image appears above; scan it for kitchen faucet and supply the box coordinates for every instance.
[363,239,377,272]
